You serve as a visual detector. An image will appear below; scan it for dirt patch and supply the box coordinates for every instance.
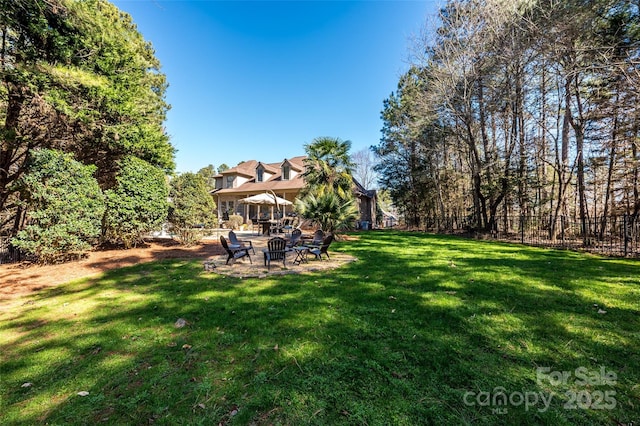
[0,239,223,308]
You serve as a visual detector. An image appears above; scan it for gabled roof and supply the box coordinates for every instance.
[215,156,306,179]
[256,161,279,174]
[281,156,305,172]
[351,177,376,199]
[214,155,307,195]
[214,160,258,178]
[216,176,305,194]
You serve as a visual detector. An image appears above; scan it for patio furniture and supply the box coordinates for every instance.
[257,219,272,235]
[281,218,296,237]
[239,193,292,235]
[220,235,252,265]
[308,234,334,260]
[269,220,280,235]
[262,236,288,270]
[291,245,310,265]
[306,229,324,247]
[228,230,255,254]
[249,219,261,236]
[286,228,302,248]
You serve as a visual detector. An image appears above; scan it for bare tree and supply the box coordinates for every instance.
[351,148,377,189]
[374,0,640,237]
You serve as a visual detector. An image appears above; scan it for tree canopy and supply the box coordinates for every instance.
[351,148,377,190]
[197,164,217,191]
[1,0,174,236]
[294,191,358,234]
[301,136,355,200]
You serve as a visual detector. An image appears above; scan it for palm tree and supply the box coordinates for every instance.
[301,137,355,200]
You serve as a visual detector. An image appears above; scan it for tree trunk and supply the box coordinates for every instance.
[571,77,587,241]
[551,75,573,240]
[601,97,619,237]
[0,82,26,222]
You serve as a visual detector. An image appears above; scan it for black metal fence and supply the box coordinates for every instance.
[424,214,640,258]
[0,237,23,264]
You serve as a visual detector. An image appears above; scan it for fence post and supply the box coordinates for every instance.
[520,215,525,244]
[561,216,565,248]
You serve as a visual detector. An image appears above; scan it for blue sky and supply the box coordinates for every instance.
[112,1,437,174]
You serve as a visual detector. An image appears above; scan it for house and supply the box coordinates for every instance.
[352,178,377,229]
[211,156,376,228]
[213,156,306,223]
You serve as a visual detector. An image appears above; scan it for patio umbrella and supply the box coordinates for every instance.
[238,193,293,206]
[239,192,293,235]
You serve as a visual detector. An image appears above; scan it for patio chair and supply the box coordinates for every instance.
[262,236,288,270]
[308,229,324,247]
[308,234,334,260]
[220,235,252,265]
[270,218,284,235]
[228,230,255,254]
[282,218,294,237]
[286,228,302,248]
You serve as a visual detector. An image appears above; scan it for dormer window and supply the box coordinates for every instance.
[256,166,264,182]
[282,164,291,180]
[226,175,234,188]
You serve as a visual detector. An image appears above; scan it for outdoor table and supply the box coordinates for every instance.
[292,246,309,265]
[257,220,271,235]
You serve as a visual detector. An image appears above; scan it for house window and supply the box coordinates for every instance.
[282,165,290,180]
[226,176,234,188]
[257,167,264,182]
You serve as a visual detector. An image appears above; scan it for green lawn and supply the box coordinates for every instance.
[2,231,639,425]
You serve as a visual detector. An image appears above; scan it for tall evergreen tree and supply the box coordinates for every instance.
[0,0,174,235]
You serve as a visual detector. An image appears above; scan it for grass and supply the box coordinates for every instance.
[1,231,639,425]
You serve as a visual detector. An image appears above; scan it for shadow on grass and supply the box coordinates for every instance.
[1,231,639,425]
[0,239,225,307]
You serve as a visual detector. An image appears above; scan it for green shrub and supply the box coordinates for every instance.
[168,173,216,245]
[103,156,169,248]
[12,149,105,263]
[295,191,358,233]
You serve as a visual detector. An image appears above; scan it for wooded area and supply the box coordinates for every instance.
[375,0,640,246]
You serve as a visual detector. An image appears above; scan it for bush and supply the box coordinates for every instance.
[12,149,105,263]
[294,191,358,234]
[223,214,244,230]
[168,173,216,245]
[103,156,169,248]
